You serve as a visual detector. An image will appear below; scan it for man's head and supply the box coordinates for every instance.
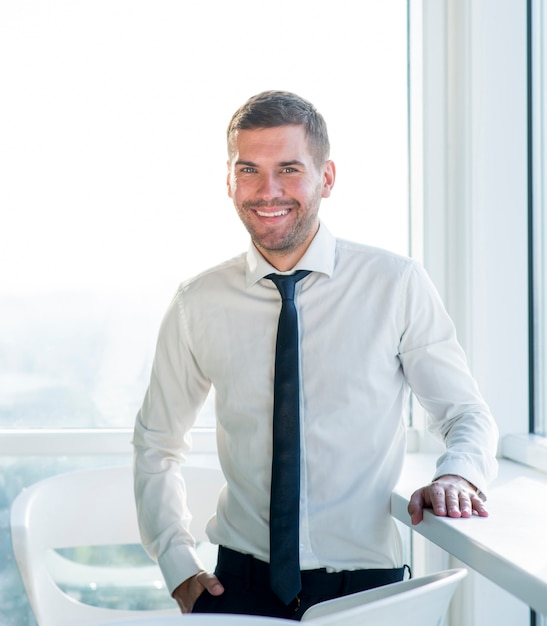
[227,90,330,169]
[226,91,335,271]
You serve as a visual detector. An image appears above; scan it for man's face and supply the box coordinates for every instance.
[227,125,335,270]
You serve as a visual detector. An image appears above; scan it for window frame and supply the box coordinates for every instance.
[419,0,529,447]
[529,0,547,438]
[503,0,547,476]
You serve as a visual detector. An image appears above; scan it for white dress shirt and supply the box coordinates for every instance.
[133,223,498,594]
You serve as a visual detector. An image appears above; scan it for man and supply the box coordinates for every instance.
[133,90,498,620]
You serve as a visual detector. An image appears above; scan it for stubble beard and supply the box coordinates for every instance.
[237,191,322,257]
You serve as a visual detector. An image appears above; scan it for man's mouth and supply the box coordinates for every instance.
[255,209,290,218]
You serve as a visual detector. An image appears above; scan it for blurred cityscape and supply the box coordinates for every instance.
[0,290,214,625]
[1,291,165,429]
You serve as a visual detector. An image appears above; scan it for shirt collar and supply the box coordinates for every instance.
[245,221,336,288]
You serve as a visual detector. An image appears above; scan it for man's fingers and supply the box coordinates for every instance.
[172,571,224,614]
[456,492,472,518]
[196,571,224,596]
[408,488,426,525]
[471,493,489,517]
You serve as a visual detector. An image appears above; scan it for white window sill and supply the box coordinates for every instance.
[501,433,547,473]
[392,452,547,616]
[0,427,217,457]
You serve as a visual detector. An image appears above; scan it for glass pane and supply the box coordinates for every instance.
[0,0,408,429]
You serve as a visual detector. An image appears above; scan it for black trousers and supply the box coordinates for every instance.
[192,546,407,621]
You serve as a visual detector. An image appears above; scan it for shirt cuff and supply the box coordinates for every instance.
[432,459,490,501]
[158,543,206,596]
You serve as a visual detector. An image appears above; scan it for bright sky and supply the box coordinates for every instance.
[0,1,408,295]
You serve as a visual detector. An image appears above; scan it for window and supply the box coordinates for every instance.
[504,0,547,478]
[0,2,410,624]
[1,0,410,432]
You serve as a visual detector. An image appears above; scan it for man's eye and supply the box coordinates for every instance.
[241,167,256,174]
[282,167,297,173]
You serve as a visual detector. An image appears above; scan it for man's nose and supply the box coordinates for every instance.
[257,172,283,200]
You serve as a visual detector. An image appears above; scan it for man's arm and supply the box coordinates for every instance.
[133,291,213,598]
[399,263,499,521]
[408,474,488,525]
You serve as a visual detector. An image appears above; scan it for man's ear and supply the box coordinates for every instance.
[226,161,233,199]
[321,160,336,198]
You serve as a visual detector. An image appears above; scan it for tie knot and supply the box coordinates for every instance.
[267,270,311,301]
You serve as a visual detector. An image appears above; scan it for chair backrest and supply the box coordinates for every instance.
[95,613,296,625]
[10,464,225,626]
[301,568,467,625]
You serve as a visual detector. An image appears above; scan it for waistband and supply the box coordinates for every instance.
[216,545,407,613]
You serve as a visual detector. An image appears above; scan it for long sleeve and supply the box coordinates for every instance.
[398,263,499,496]
[133,291,211,594]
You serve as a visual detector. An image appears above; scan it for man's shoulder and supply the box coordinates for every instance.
[180,253,246,288]
[335,237,416,271]
[177,252,246,294]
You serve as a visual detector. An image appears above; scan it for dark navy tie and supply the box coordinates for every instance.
[267,269,310,606]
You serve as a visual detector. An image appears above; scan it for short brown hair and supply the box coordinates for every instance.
[227,90,330,167]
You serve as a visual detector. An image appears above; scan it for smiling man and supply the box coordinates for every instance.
[133,90,498,621]
[228,124,335,271]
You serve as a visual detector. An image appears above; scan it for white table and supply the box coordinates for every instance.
[392,453,547,616]
[94,613,293,626]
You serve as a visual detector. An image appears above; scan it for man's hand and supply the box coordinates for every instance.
[172,571,224,613]
[408,474,488,525]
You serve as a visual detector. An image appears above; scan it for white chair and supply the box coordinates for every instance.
[94,614,294,625]
[301,568,467,625]
[10,464,225,626]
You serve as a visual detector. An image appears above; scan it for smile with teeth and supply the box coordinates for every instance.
[255,208,290,217]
